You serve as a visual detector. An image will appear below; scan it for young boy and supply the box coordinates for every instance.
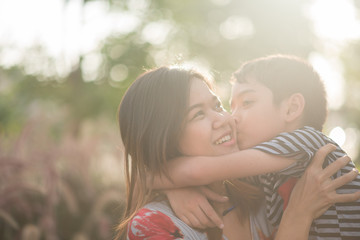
[229,54,360,239]
[156,55,360,239]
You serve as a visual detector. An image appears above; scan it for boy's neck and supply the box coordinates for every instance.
[284,117,305,133]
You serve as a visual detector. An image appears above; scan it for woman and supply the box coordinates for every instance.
[115,66,359,240]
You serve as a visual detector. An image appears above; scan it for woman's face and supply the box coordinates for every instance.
[178,78,238,157]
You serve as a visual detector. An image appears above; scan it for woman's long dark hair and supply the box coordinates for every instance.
[115,66,207,239]
[115,66,263,239]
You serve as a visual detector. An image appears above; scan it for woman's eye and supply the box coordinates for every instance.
[214,102,224,112]
[192,111,204,119]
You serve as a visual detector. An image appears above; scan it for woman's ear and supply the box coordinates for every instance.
[284,93,305,123]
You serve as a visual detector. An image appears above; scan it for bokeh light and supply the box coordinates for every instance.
[307,0,360,43]
[329,126,346,146]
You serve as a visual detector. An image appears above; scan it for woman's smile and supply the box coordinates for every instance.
[214,132,236,146]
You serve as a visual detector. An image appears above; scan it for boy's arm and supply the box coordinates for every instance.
[253,127,336,178]
[165,186,228,229]
[151,149,294,189]
[151,129,322,190]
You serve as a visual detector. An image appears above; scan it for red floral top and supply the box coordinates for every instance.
[127,201,216,240]
[128,208,184,239]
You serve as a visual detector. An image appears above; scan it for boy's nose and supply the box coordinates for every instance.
[231,108,242,123]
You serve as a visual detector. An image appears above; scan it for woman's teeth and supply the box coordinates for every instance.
[215,135,231,145]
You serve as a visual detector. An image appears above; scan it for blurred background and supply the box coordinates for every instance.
[1,0,360,239]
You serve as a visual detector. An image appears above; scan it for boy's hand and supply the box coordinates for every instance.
[277,144,360,240]
[287,144,360,220]
[164,186,227,229]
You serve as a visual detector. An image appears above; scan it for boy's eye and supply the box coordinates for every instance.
[242,99,254,107]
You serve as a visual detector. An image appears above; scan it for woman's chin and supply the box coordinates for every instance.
[213,144,238,156]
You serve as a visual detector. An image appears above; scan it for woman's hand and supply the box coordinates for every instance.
[276,144,360,240]
[164,186,228,229]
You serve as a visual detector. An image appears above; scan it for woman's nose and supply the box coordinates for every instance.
[212,111,233,129]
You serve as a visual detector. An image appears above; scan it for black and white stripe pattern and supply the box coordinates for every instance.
[251,126,360,239]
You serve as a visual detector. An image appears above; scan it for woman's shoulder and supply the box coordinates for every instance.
[128,202,184,239]
[128,201,209,240]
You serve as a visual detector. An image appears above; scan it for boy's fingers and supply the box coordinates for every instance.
[187,206,214,229]
[322,155,352,179]
[187,213,206,229]
[200,186,229,203]
[195,206,216,228]
[200,202,224,229]
[181,215,191,227]
[310,144,337,169]
[328,168,359,191]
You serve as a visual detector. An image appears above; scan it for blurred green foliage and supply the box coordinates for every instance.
[1,0,360,239]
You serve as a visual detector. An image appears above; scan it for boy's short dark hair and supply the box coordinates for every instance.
[232,54,327,131]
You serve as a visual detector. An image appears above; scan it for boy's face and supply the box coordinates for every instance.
[230,80,288,150]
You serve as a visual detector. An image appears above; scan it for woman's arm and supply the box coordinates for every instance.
[275,144,360,240]
[152,149,294,189]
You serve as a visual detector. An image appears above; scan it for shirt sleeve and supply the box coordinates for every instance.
[252,127,326,177]
[128,208,184,240]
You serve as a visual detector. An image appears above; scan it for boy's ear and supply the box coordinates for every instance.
[283,93,305,122]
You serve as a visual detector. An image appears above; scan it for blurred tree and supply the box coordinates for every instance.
[0,62,123,137]
[337,43,360,164]
[1,0,318,137]
[341,42,360,127]
[98,0,315,83]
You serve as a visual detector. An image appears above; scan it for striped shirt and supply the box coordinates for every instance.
[250,126,360,240]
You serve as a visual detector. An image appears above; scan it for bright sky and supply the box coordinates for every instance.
[307,0,360,43]
[0,0,141,75]
[0,0,359,75]
[305,0,360,110]
[0,0,358,77]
